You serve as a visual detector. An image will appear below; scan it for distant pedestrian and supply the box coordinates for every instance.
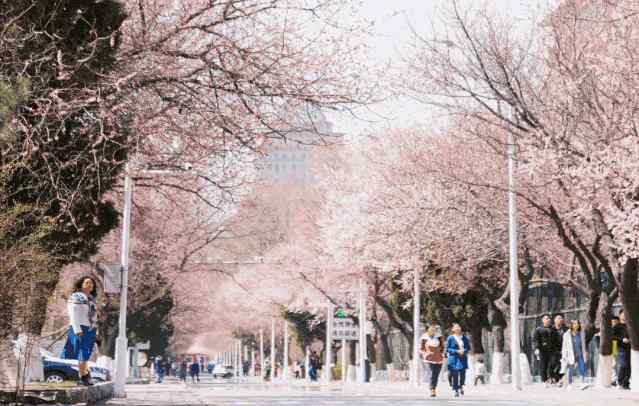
[208,363,214,374]
[154,356,164,383]
[611,316,620,386]
[171,361,178,377]
[190,360,200,383]
[613,310,631,390]
[551,314,568,385]
[561,320,587,387]
[446,323,470,397]
[294,361,301,379]
[473,357,487,386]
[179,360,188,383]
[264,359,271,381]
[309,351,320,381]
[420,324,445,397]
[533,314,554,386]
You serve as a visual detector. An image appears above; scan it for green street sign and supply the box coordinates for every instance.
[335,309,347,318]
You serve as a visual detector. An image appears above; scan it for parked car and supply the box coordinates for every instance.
[212,364,234,379]
[41,349,110,384]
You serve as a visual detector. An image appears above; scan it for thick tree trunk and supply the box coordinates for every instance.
[370,317,393,371]
[468,324,485,355]
[489,304,507,384]
[374,295,413,355]
[620,258,639,350]
[583,287,602,346]
[596,290,617,388]
[618,258,639,392]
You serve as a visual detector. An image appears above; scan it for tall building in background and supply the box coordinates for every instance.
[257,111,338,184]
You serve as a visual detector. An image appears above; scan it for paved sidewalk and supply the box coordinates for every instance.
[107,377,639,406]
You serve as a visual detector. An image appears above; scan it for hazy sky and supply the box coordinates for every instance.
[328,0,554,136]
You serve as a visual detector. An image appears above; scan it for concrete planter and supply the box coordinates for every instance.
[1,382,113,405]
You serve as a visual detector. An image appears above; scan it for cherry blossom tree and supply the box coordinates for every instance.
[401,0,639,386]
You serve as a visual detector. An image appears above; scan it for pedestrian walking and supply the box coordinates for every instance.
[611,316,620,386]
[171,360,178,377]
[309,351,320,381]
[154,356,165,383]
[60,276,98,387]
[294,361,301,379]
[613,310,631,390]
[179,360,188,383]
[533,314,555,386]
[446,323,470,397]
[551,314,568,385]
[190,359,200,383]
[420,324,445,397]
[561,320,588,387]
[473,357,487,386]
[264,359,271,381]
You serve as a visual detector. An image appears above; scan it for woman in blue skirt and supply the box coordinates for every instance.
[61,276,98,386]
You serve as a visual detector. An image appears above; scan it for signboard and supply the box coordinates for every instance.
[103,264,122,294]
[335,308,348,318]
[332,318,359,341]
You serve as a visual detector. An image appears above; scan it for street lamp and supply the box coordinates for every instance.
[507,106,522,390]
[114,170,132,398]
[113,164,191,397]
[410,265,421,387]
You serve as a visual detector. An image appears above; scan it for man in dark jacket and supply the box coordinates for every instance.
[613,310,631,389]
[533,314,555,385]
[551,314,568,384]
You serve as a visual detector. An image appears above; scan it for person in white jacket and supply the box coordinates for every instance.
[560,320,588,387]
[61,276,98,386]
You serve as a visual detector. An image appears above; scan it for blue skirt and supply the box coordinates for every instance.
[61,326,96,362]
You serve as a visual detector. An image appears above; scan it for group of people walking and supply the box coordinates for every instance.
[419,322,477,398]
[533,311,632,389]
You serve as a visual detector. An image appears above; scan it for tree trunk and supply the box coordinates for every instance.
[618,258,639,392]
[370,317,393,370]
[596,289,617,388]
[468,324,485,355]
[583,286,602,347]
[489,303,507,384]
[374,295,413,355]
[620,258,639,350]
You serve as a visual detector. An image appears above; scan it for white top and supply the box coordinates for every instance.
[453,335,464,350]
[67,292,96,334]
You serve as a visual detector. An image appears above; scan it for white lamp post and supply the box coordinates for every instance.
[324,303,334,384]
[358,279,367,383]
[114,171,132,397]
[507,108,522,390]
[271,318,276,380]
[260,329,265,380]
[411,266,421,387]
[283,320,289,381]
